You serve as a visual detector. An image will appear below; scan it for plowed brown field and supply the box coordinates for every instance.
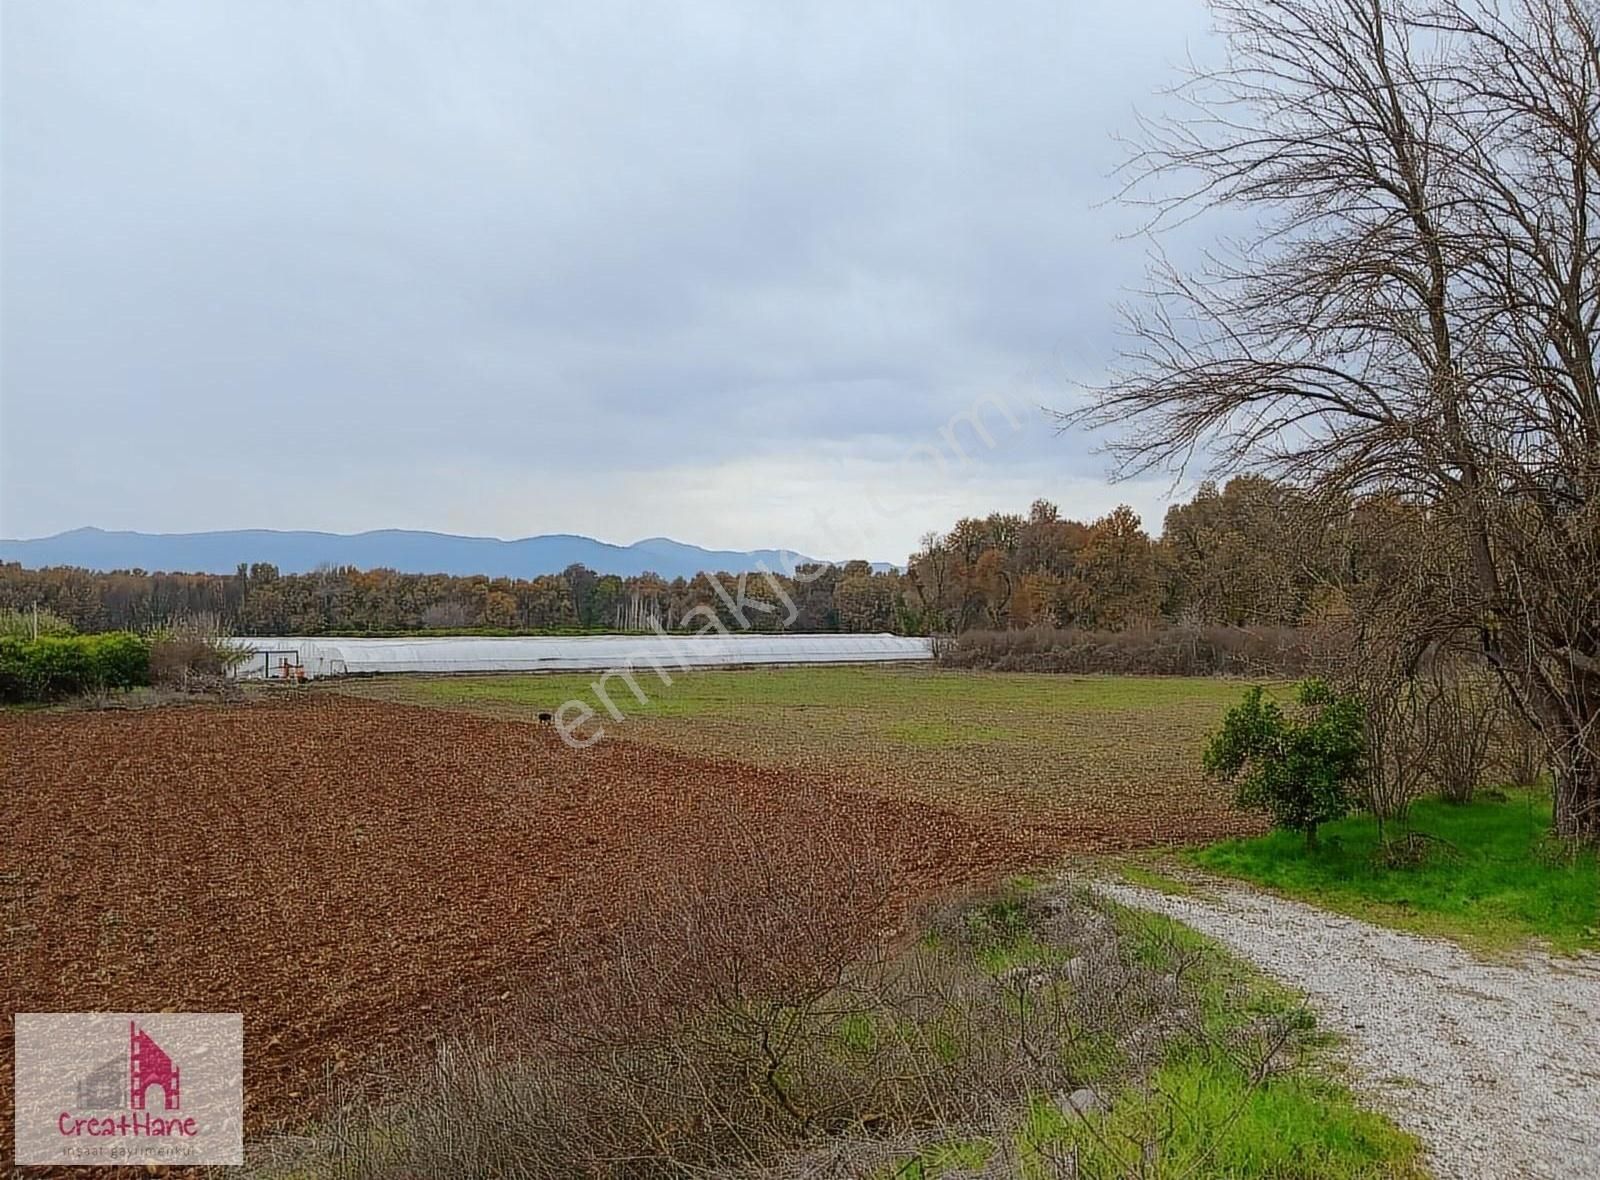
[2,694,1054,1144]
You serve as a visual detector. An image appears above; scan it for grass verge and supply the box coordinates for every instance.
[991,905,1419,1180]
[1016,1058,1420,1180]
[1189,791,1599,954]
[894,890,1422,1180]
[1112,859,1197,896]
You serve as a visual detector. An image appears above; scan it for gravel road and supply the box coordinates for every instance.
[1093,878,1600,1180]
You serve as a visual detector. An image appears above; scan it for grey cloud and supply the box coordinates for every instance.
[1,0,1214,553]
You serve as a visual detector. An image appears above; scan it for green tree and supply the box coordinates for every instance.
[1203,680,1365,847]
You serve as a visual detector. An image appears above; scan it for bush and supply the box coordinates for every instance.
[938,623,1336,676]
[0,632,151,702]
[1426,661,1501,804]
[1351,672,1436,828]
[148,612,250,689]
[1203,680,1366,847]
[1493,707,1548,789]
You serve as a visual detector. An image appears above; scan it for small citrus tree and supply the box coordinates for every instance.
[1203,680,1365,847]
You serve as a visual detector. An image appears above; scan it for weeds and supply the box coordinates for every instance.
[243,859,1417,1179]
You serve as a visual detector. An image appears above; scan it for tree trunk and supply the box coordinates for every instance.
[1552,731,1600,844]
[1486,626,1600,845]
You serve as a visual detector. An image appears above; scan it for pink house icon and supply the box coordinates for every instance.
[128,1021,180,1111]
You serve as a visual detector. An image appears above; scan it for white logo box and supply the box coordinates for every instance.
[13,1012,243,1166]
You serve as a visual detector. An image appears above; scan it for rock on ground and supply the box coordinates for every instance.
[1093,878,1600,1180]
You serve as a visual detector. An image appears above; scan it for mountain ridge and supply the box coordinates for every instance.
[0,526,877,581]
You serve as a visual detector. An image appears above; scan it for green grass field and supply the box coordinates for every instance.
[345,666,1259,849]
[1192,792,1600,953]
[373,663,1243,721]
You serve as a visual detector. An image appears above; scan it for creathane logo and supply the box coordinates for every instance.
[13,1012,243,1166]
[57,1021,199,1139]
[59,1109,198,1138]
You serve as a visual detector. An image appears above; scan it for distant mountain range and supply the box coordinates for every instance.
[0,527,869,581]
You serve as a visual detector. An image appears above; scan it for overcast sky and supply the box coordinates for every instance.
[1,1,1213,563]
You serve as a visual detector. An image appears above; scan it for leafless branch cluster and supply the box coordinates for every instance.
[1067,0,1600,840]
[1425,651,1505,801]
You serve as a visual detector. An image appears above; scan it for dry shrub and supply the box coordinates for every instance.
[149,610,250,690]
[1493,708,1549,790]
[1348,629,1532,814]
[1357,678,1437,828]
[1426,658,1502,804]
[939,624,1335,677]
[0,606,76,637]
[1334,613,1455,829]
[244,820,1297,1179]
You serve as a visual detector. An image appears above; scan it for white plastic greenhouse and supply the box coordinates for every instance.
[232,633,933,680]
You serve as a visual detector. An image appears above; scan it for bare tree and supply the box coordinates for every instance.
[1427,648,1503,802]
[1347,641,1440,837]
[906,531,956,634]
[1068,0,1600,841]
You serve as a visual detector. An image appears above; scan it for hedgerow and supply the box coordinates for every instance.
[0,632,151,702]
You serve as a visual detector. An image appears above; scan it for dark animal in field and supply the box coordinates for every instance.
[538,711,553,723]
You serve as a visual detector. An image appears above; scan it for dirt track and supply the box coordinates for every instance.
[1097,877,1600,1180]
[2,695,1049,1139]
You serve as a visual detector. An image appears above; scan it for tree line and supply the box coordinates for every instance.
[0,475,1421,638]
[902,477,1422,633]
